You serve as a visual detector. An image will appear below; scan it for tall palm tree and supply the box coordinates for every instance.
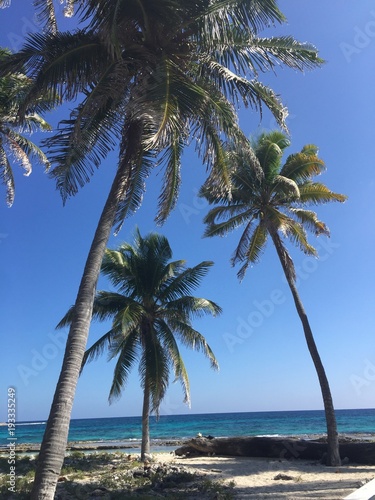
[0,3,324,498]
[201,130,347,466]
[0,48,53,206]
[59,229,220,460]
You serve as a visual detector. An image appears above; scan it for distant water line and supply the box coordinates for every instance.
[1,409,374,448]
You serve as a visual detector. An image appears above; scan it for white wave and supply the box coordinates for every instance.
[17,422,46,426]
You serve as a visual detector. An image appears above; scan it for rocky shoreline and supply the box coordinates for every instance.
[0,439,186,454]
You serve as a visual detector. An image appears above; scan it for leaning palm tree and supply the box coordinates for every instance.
[0,48,53,206]
[59,230,220,460]
[201,130,347,466]
[0,2,324,497]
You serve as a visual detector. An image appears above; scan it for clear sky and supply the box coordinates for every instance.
[1,1,374,422]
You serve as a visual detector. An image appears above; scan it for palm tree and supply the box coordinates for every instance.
[201,130,347,466]
[59,229,220,460]
[0,3,324,497]
[0,48,53,206]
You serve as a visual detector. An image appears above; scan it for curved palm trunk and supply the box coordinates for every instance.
[270,233,341,466]
[31,129,142,499]
[141,382,151,461]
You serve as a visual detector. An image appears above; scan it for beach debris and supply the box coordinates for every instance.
[273,473,294,481]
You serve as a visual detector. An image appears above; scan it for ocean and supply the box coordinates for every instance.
[1,409,374,452]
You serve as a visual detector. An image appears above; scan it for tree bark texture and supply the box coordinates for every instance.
[31,128,141,499]
[270,232,341,466]
[141,382,151,461]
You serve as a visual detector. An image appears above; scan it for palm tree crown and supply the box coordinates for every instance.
[202,130,347,279]
[84,229,220,408]
[1,1,323,226]
[0,48,54,206]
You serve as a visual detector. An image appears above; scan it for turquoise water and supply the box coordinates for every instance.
[1,409,374,449]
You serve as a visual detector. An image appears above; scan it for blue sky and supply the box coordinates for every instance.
[1,1,374,423]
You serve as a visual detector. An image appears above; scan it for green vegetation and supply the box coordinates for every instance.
[0,452,234,499]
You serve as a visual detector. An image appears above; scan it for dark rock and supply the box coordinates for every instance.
[175,436,375,465]
[274,473,294,481]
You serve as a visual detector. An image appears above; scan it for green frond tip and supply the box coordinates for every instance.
[72,229,219,430]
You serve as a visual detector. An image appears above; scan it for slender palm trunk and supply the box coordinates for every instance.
[141,382,151,461]
[271,233,341,466]
[31,133,141,499]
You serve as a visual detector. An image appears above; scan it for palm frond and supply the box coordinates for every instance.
[171,322,219,371]
[155,319,190,406]
[56,305,75,330]
[155,130,183,225]
[5,134,32,177]
[160,261,214,301]
[236,222,268,280]
[33,0,58,34]
[47,104,122,202]
[254,130,288,177]
[7,129,50,170]
[113,146,154,235]
[81,328,116,370]
[298,182,347,205]
[0,145,14,206]
[289,208,330,236]
[92,291,133,321]
[268,207,316,256]
[108,331,139,403]
[140,332,170,415]
[280,148,326,183]
[203,205,254,238]
[164,296,222,319]
[272,174,300,200]
[251,36,324,71]
[202,0,285,37]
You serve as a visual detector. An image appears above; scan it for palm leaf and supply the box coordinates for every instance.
[33,0,58,34]
[290,208,330,236]
[236,222,268,280]
[203,205,254,238]
[160,261,214,301]
[140,331,170,415]
[108,330,139,402]
[155,319,190,406]
[298,182,347,205]
[272,174,300,200]
[171,322,219,370]
[0,145,14,206]
[164,296,222,319]
[81,328,117,370]
[155,130,183,225]
[280,149,326,183]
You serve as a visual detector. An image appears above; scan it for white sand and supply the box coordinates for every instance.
[158,452,375,499]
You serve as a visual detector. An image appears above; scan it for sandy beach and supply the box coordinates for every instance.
[160,452,375,499]
[2,448,375,498]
